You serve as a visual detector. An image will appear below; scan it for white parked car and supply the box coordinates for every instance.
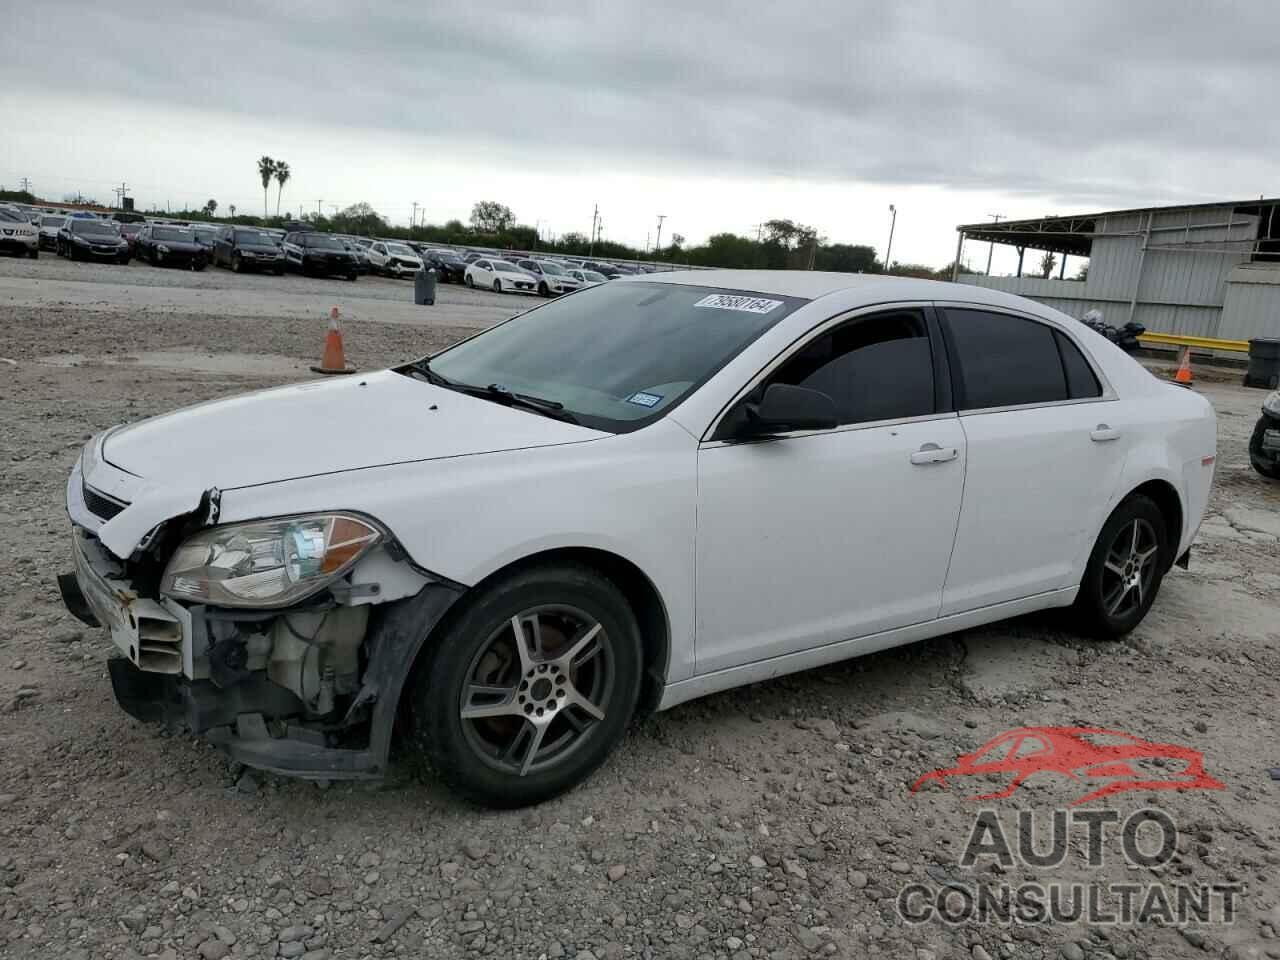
[515,258,581,297]
[60,271,1215,807]
[366,240,423,278]
[568,267,608,288]
[37,213,67,250]
[465,257,538,294]
[0,206,39,258]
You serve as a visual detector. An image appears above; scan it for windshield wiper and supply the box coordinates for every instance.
[406,361,579,424]
[481,383,580,424]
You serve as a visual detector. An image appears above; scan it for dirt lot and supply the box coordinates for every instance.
[1,256,1279,960]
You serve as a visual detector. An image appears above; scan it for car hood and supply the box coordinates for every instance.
[155,240,202,252]
[239,243,282,254]
[101,369,603,491]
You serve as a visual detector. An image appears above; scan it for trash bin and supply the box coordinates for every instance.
[414,267,436,306]
[1245,337,1280,389]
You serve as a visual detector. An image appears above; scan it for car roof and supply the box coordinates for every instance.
[630,269,1091,314]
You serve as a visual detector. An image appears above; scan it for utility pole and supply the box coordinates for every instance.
[884,204,897,272]
[316,199,322,217]
[589,204,598,257]
[19,177,33,195]
[655,214,666,253]
[411,202,419,230]
[985,213,1003,275]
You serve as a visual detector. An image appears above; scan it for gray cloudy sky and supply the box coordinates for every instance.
[3,1,1278,268]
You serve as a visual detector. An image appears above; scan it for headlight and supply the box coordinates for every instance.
[160,514,381,608]
[1264,391,1280,416]
[158,244,171,254]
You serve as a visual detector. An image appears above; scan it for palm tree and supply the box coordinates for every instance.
[228,204,236,219]
[274,161,290,217]
[257,156,275,218]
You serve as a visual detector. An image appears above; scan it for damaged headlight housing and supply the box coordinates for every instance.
[160,514,381,608]
[1263,391,1280,416]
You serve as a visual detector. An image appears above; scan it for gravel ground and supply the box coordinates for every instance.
[2,257,1280,960]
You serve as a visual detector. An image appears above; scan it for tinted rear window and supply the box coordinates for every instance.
[943,309,1067,409]
[1055,330,1103,399]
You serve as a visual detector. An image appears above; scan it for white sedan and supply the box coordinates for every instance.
[568,267,608,288]
[365,240,423,278]
[60,271,1215,807]
[465,257,538,294]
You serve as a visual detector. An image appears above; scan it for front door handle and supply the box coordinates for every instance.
[910,442,959,465]
[1091,424,1121,442]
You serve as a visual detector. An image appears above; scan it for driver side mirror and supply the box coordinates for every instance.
[737,383,838,438]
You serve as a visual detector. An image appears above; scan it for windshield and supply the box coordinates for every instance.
[42,216,66,227]
[305,234,344,249]
[386,243,416,256]
[492,260,522,273]
[194,229,216,241]
[236,230,274,244]
[427,282,805,432]
[153,227,193,241]
[537,261,566,276]
[0,209,23,223]
[583,270,607,282]
[121,224,142,235]
[73,220,119,236]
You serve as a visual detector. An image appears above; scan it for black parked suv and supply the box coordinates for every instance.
[213,226,286,274]
[56,218,131,264]
[423,248,468,283]
[134,224,207,270]
[281,232,358,280]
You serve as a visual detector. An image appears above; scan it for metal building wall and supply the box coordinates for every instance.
[960,203,1261,337]
[1222,266,1280,340]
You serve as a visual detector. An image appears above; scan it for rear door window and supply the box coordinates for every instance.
[768,309,936,425]
[1055,331,1103,399]
[942,309,1068,410]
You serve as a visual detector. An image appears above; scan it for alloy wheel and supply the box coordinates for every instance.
[459,605,614,777]
[1100,518,1159,619]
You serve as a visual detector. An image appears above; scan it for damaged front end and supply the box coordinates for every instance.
[60,437,462,780]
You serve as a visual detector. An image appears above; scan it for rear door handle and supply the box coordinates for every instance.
[1091,424,1121,442]
[910,443,959,465]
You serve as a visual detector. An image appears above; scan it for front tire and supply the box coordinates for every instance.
[538,281,549,297]
[1249,417,1280,479]
[465,274,474,288]
[408,564,642,808]
[231,253,243,273]
[1074,495,1168,639]
[493,279,502,293]
[28,247,38,260]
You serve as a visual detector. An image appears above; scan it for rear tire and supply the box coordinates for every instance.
[1074,495,1168,639]
[407,563,642,808]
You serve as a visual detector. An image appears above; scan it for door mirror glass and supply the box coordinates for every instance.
[739,383,838,437]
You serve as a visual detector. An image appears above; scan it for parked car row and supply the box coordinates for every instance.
[2,205,633,297]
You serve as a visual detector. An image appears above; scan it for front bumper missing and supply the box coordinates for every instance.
[77,573,464,780]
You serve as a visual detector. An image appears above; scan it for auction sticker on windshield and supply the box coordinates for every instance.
[693,294,784,314]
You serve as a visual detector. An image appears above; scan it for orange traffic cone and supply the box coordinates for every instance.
[1173,347,1193,387]
[311,306,355,375]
